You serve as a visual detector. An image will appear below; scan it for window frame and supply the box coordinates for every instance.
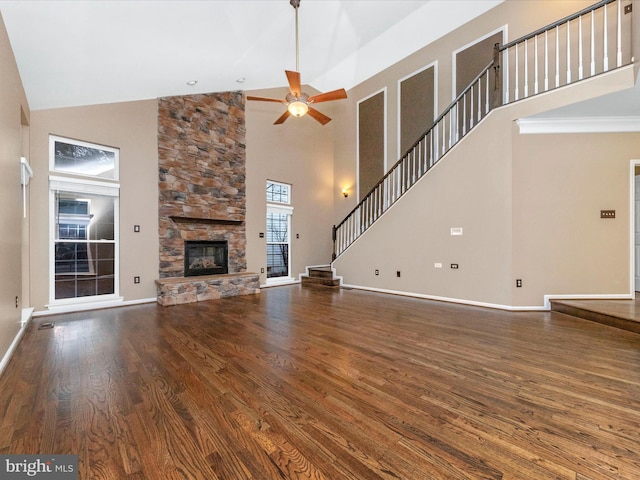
[266,180,294,285]
[266,180,291,205]
[48,135,122,310]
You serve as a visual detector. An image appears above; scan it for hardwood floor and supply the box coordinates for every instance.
[1,285,639,479]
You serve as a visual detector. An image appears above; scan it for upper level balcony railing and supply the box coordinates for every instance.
[333,0,630,260]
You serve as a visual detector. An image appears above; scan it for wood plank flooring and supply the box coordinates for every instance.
[1,285,640,479]
[551,297,640,334]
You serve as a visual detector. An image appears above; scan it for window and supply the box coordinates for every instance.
[267,181,290,204]
[51,135,118,179]
[49,136,120,306]
[266,181,293,284]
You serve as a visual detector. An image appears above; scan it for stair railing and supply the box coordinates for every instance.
[499,0,627,105]
[333,61,496,258]
[333,0,629,260]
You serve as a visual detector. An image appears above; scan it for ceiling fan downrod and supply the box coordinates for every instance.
[291,0,301,73]
[245,0,347,125]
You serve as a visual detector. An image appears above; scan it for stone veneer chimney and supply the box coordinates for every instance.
[158,91,246,278]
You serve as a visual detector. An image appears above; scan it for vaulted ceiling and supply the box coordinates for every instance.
[0,0,502,110]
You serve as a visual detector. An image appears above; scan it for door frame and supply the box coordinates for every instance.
[631,160,640,293]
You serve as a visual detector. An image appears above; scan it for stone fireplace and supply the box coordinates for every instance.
[155,91,259,305]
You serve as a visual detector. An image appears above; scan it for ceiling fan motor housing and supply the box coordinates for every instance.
[286,92,310,104]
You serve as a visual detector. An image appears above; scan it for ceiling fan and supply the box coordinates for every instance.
[247,0,347,125]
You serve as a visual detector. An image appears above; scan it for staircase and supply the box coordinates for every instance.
[301,266,340,288]
[332,0,629,261]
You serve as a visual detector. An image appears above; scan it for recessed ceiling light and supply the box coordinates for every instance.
[236,77,246,83]
[186,80,198,86]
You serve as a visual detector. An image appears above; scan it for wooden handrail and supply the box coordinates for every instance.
[500,0,614,51]
[335,60,495,232]
[333,0,627,260]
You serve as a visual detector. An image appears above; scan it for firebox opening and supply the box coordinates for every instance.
[184,240,229,277]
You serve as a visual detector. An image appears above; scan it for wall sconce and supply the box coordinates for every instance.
[342,188,349,198]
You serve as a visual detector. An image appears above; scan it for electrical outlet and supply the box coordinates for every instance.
[396,271,401,277]
[261,267,265,273]
[451,264,459,269]
[134,225,140,232]
[516,279,522,288]
[601,210,615,218]
[15,296,18,308]
[375,269,379,276]
[134,276,140,284]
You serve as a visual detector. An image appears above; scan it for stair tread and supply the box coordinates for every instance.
[301,275,340,287]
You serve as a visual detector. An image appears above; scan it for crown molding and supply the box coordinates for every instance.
[516,116,640,134]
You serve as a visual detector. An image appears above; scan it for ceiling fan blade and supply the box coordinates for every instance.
[285,70,302,96]
[307,107,331,125]
[274,110,291,125]
[308,88,348,104]
[246,95,285,103]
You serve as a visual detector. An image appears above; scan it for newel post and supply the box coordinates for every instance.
[492,42,502,109]
[332,225,337,261]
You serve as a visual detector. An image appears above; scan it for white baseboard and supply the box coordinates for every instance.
[34,297,157,317]
[340,285,636,312]
[0,307,34,378]
[340,284,547,311]
[261,279,299,288]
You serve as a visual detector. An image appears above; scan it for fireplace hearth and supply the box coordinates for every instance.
[184,240,228,277]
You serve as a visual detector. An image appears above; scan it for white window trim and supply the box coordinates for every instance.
[266,203,294,285]
[48,136,121,308]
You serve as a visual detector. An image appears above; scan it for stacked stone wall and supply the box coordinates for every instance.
[157,91,246,278]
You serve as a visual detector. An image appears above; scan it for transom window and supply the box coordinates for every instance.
[266,181,290,204]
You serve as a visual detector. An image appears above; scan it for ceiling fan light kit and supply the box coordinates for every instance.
[288,99,309,117]
[247,0,347,125]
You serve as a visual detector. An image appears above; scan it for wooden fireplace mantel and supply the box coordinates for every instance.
[169,216,244,226]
